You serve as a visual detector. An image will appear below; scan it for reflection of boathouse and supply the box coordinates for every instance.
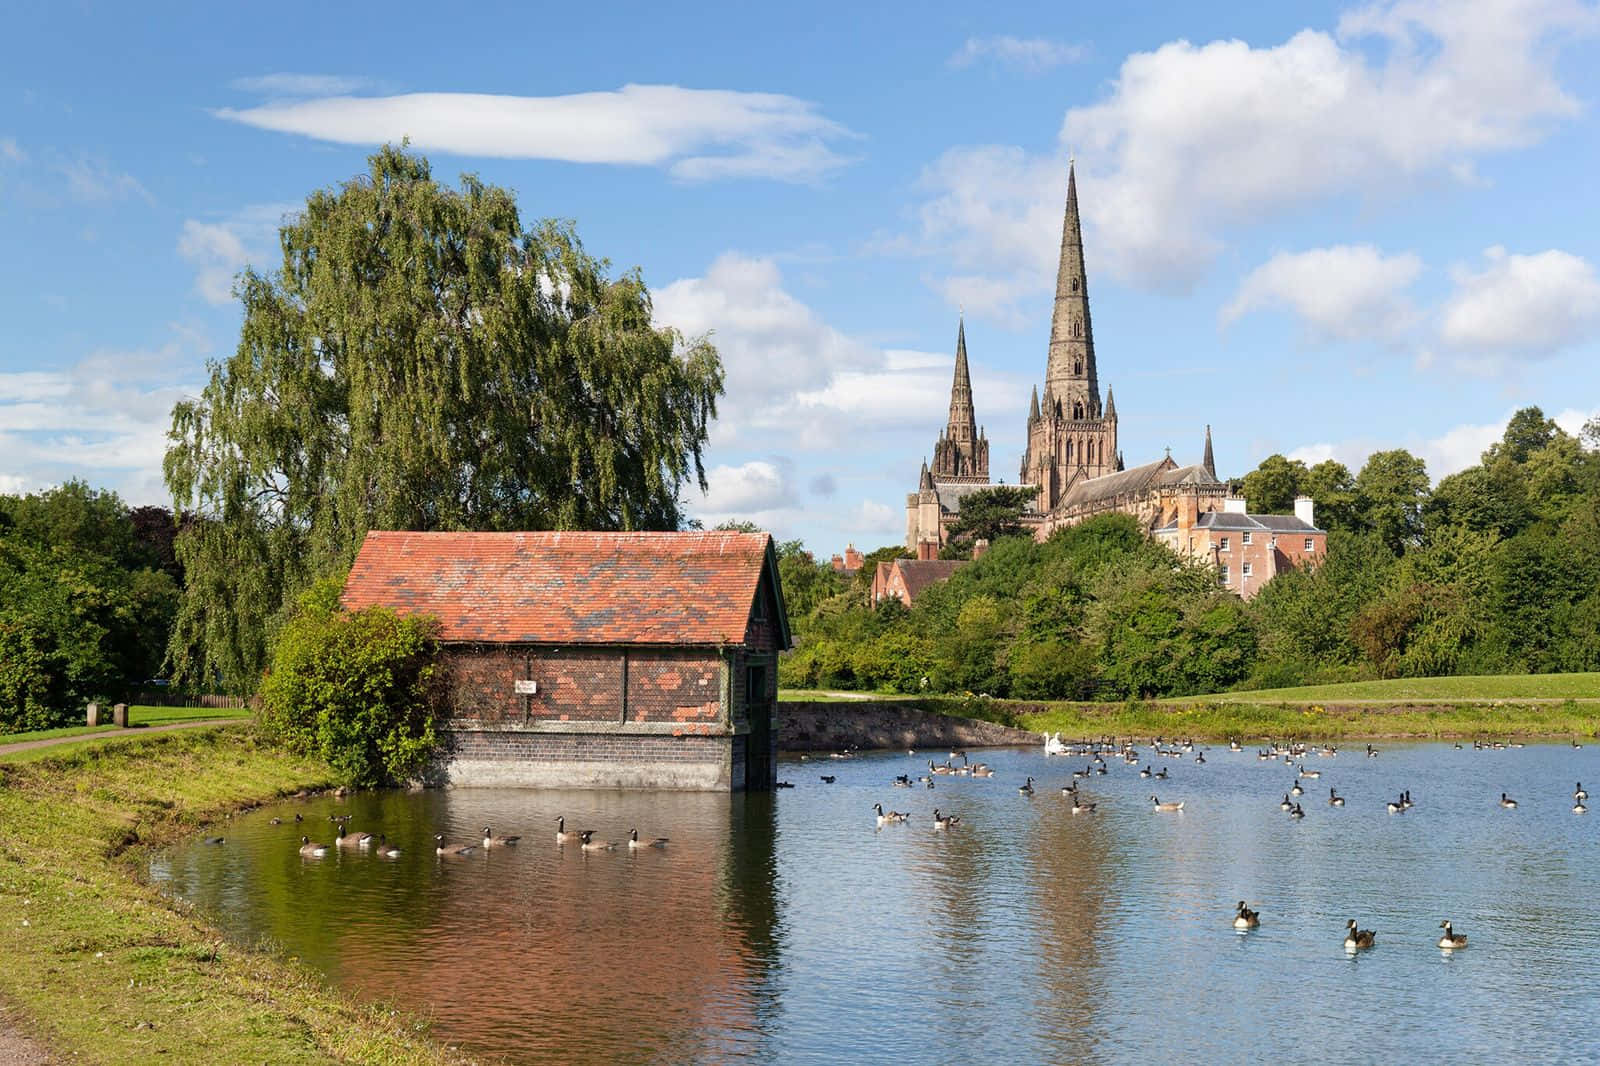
[342,530,791,790]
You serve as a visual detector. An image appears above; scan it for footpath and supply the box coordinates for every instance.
[0,718,245,760]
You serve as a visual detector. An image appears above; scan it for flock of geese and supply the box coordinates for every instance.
[282,812,670,858]
[860,732,1590,952]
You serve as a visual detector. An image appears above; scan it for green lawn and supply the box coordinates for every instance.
[778,688,915,702]
[1194,672,1600,705]
[0,705,252,747]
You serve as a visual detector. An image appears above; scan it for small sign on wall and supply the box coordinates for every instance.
[514,679,538,695]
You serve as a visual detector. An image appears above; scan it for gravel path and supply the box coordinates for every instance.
[0,1002,49,1066]
[0,717,245,758]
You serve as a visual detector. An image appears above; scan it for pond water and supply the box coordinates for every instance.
[152,741,1599,1064]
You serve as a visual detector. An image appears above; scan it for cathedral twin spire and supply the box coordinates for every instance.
[930,316,988,482]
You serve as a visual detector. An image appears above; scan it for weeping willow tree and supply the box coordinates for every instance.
[165,145,723,690]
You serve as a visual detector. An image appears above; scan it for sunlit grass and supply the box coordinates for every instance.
[1202,672,1600,704]
[0,729,475,1065]
[0,706,251,748]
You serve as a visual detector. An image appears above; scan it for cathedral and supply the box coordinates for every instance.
[904,161,1326,596]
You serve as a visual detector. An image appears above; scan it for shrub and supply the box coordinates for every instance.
[259,581,443,787]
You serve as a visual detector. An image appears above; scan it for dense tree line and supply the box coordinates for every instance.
[779,408,1600,699]
[0,482,179,730]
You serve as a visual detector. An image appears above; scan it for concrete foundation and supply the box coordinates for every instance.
[437,727,745,790]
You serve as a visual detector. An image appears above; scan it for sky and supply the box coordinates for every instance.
[4,0,1600,554]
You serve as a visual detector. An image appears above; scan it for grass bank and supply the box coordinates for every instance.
[1197,672,1600,704]
[0,728,472,1065]
[0,705,252,747]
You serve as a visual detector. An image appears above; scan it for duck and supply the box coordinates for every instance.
[628,828,670,849]
[1328,788,1346,807]
[578,830,615,852]
[201,836,225,846]
[1576,783,1588,802]
[820,775,836,784]
[893,774,912,788]
[1019,777,1035,796]
[1499,792,1518,809]
[373,834,402,858]
[555,816,572,843]
[433,834,476,857]
[932,808,961,830]
[335,824,373,850]
[1233,901,1260,929]
[481,826,521,848]
[298,835,329,858]
[1280,794,1293,811]
[1437,920,1468,949]
[1149,795,1184,813]
[1344,919,1376,950]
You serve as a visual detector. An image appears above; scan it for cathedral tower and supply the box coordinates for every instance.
[1021,160,1118,511]
[930,317,989,482]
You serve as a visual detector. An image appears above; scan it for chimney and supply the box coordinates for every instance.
[844,543,863,570]
[1224,495,1248,514]
[1176,492,1198,553]
[917,539,938,561]
[972,538,990,561]
[829,554,845,571]
[1294,495,1316,527]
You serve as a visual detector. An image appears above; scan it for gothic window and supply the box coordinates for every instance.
[1065,440,1072,460]
[1071,277,1079,293]
[1074,360,1082,375]
[1088,441,1095,463]
[1073,319,1082,338]
[1073,402,1084,420]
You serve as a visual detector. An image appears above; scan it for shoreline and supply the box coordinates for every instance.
[0,728,473,1066]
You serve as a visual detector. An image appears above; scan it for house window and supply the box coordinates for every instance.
[1219,566,1230,584]
[1242,562,1253,577]
[1270,537,1277,549]
[1241,531,1252,545]
[1305,537,1315,552]
[746,664,768,712]
[1219,537,1230,551]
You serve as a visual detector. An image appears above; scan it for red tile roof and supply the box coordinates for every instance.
[893,559,966,603]
[342,531,777,646]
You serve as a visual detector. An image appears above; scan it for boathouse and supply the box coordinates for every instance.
[341,530,791,790]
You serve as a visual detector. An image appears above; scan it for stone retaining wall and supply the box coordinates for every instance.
[778,701,1037,753]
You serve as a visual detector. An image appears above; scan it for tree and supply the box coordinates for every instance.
[1301,460,1358,531]
[1484,406,1558,466]
[1354,449,1430,554]
[944,485,1037,546]
[165,146,724,690]
[1240,454,1306,514]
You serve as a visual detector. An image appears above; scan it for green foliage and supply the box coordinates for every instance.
[1355,448,1430,554]
[943,485,1037,546]
[165,145,724,691]
[1240,454,1306,514]
[258,581,444,787]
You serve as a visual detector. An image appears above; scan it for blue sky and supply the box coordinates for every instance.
[4,0,1599,553]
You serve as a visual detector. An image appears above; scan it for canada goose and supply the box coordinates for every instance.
[1229,739,1243,752]
[298,835,329,858]
[1401,790,1413,809]
[578,830,615,852]
[1290,781,1304,796]
[1070,797,1097,814]
[1576,783,1588,802]
[335,825,373,850]
[893,774,912,788]
[873,803,909,826]
[1061,781,1078,795]
[1280,794,1293,811]
[1298,765,1320,779]
[1233,901,1260,929]
[1195,752,1206,764]
[1290,803,1306,819]
[373,834,402,858]
[1328,788,1345,807]
[482,827,521,848]
[556,816,572,843]
[972,765,994,778]
[433,834,476,857]
[1574,800,1589,815]
[930,760,952,775]
[1344,920,1376,949]
[932,808,960,829]
[1366,744,1379,758]
[1149,795,1184,812]
[1499,792,1518,809]
[201,836,225,845]
[294,813,303,823]
[820,775,836,784]
[628,829,670,849]
[1154,768,1169,780]
[268,817,282,825]
[1139,766,1152,779]
[1019,777,1035,796]
[1437,920,1468,949]
[1387,797,1405,814]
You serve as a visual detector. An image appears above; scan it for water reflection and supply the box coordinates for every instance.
[156,742,1600,1064]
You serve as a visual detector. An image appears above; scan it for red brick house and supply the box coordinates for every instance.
[870,557,967,607]
[1152,495,1326,600]
[341,530,791,790]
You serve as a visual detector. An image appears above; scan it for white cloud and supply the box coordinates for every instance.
[697,460,794,514]
[230,73,375,96]
[1221,245,1423,340]
[176,203,294,305]
[1439,246,1600,363]
[0,327,206,504]
[214,84,857,183]
[908,0,1596,297]
[851,499,901,532]
[948,36,1088,73]
[59,156,151,204]
[0,137,25,164]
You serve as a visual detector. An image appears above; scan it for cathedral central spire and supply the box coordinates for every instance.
[1044,160,1099,416]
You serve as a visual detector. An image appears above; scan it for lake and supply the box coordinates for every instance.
[151,740,1598,1064]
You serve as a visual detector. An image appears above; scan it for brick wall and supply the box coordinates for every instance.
[442,728,735,789]
[444,644,727,726]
